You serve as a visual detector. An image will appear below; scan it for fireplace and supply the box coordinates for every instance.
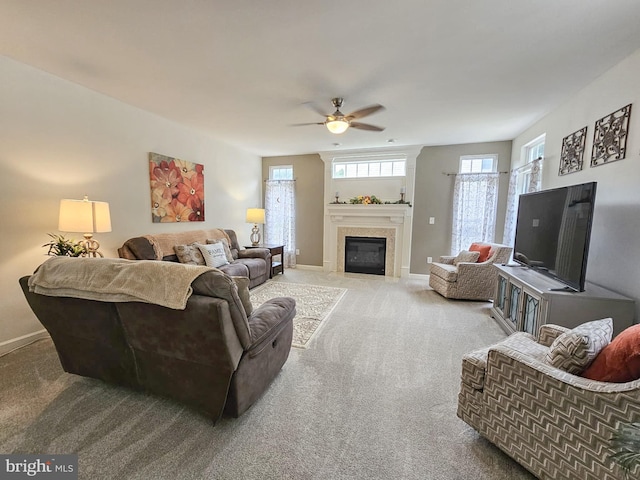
[344,236,386,275]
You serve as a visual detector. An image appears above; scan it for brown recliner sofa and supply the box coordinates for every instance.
[19,258,295,421]
[118,228,270,288]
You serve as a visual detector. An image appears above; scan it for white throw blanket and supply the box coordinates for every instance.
[28,257,213,310]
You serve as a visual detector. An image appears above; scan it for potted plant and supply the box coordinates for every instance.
[43,233,86,257]
[610,422,640,479]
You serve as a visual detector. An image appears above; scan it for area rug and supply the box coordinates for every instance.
[250,282,347,348]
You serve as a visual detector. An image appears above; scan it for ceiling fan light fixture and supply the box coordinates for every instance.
[326,119,349,134]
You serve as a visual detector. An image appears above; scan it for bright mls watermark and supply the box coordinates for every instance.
[0,455,77,479]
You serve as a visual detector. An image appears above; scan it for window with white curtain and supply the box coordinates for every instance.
[451,155,500,254]
[264,178,296,268]
[502,135,545,246]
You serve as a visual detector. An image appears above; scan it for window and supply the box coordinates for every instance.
[269,165,293,180]
[459,155,497,174]
[332,159,405,178]
[525,135,545,163]
[451,154,500,254]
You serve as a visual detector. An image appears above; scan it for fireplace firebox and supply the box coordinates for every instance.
[344,236,386,275]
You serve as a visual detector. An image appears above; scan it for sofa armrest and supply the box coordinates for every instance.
[481,345,640,479]
[537,324,571,347]
[239,248,271,261]
[247,297,296,354]
[438,255,455,264]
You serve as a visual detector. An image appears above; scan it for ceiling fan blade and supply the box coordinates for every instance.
[350,122,385,132]
[302,101,329,117]
[346,104,385,120]
[290,122,325,127]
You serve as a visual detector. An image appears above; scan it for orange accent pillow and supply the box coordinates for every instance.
[581,324,640,383]
[469,243,492,262]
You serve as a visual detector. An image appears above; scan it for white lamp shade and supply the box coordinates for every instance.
[58,197,112,233]
[245,208,265,224]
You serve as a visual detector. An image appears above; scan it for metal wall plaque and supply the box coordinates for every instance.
[591,104,632,167]
[559,126,587,176]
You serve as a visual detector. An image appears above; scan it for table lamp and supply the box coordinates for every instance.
[58,195,112,257]
[246,208,265,246]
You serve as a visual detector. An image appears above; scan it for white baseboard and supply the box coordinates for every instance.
[0,329,49,357]
[408,273,430,280]
[291,264,324,271]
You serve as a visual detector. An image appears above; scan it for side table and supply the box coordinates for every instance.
[245,244,284,278]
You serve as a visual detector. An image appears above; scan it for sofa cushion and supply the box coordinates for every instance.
[197,242,230,268]
[582,324,640,383]
[174,243,206,265]
[461,332,547,390]
[545,318,613,374]
[470,243,492,262]
[454,250,480,266]
[430,262,458,282]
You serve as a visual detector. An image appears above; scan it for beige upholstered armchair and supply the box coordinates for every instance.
[458,324,640,480]
[428,242,512,300]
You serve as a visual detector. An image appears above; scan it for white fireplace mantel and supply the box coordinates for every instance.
[320,146,419,278]
[327,204,411,224]
[323,203,413,278]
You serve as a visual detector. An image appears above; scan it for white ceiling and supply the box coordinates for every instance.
[2,1,640,157]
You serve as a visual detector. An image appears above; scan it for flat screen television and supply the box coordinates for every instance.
[513,181,597,292]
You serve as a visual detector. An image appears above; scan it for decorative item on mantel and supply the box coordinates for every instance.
[329,194,412,207]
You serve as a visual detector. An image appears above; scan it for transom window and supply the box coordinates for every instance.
[525,134,545,163]
[459,154,498,173]
[333,159,406,178]
[269,165,293,180]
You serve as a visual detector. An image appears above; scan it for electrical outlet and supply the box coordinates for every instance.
[427,256,433,263]
[295,249,300,255]
[429,217,435,225]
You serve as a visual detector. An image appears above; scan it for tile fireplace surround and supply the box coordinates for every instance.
[324,204,412,277]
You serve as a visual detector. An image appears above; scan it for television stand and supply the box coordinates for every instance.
[548,286,577,292]
[491,264,634,337]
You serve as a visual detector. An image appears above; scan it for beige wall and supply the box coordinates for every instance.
[261,154,324,266]
[512,47,640,320]
[410,141,513,274]
[0,57,262,353]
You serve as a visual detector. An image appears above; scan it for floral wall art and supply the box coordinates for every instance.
[149,152,205,223]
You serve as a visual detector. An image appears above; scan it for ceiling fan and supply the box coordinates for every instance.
[297,97,385,134]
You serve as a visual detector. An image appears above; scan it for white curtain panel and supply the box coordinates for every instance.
[503,158,543,246]
[264,180,296,267]
[451,173,499,255]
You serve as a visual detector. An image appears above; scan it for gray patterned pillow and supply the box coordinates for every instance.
[545,318,613,374]
[453,250,481,266]
[174,244,205,265]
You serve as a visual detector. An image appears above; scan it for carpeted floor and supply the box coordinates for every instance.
[0,270,535,480]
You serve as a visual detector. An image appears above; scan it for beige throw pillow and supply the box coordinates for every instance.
[453,250,481,266]
[197,242,230,268]
[545,318,613,374]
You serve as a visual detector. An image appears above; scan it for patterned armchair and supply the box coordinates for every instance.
[428,242,512,300]
[457,324,640,480]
